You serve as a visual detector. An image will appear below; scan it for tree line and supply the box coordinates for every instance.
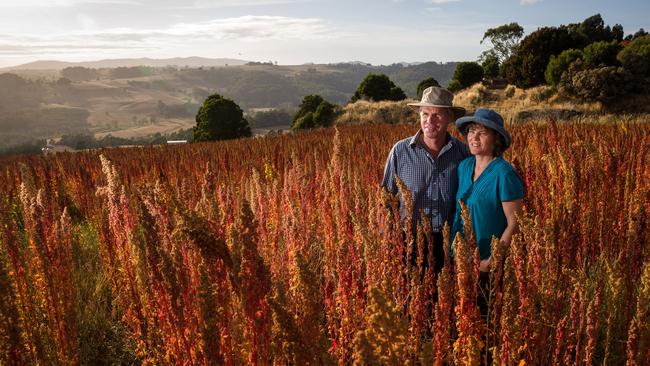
[192,13,649,142]
[481,14,649,108]
[191,73,441,141]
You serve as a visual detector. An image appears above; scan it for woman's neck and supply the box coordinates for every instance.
[473,154,496,181]
[474,154,496,168]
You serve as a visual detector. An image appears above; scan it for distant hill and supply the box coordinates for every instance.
[0,60,458,152]
[2,57,249,71]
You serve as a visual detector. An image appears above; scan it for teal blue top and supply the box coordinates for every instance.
[451,157,524,259]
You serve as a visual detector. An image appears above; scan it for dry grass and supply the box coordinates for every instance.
[453,83,604,121]
[334,83,650,126]
[334,100,417,125]
[94,118,193,139]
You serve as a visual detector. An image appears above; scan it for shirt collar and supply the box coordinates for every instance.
[408,130,422,147]
[409,130,455,152]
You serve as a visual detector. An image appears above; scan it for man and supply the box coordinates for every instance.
[381,86,469,274]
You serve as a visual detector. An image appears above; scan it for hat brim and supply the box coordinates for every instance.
[407,103,466,119]
[455,115,512,149]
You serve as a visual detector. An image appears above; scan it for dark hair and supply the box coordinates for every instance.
[493,135,506,157]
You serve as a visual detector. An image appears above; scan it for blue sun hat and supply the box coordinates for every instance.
[455,108,512,149]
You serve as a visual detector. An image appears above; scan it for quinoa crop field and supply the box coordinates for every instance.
[0,119,648,365]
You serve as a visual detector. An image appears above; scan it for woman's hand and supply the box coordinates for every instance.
[479,257,491,272]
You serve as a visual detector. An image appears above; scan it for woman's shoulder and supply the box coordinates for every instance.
[493,157,517,173]
[493,158,523,186]
[459,156,475,168]
[457,156,475,174]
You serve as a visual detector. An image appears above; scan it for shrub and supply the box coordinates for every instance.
[617,35,650,77]
[545,49,583,87]
[530,86,555,103]
[565,66,632,108]
[583,40,622,67]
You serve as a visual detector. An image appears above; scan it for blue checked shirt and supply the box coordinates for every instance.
[381,131,470,233]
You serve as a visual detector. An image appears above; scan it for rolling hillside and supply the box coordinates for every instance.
[0,61,457,150]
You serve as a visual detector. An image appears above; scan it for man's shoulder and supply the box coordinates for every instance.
[449,136,470,156]
[389,135,416,154]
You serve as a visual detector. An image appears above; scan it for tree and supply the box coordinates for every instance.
[61,66,98,82]
[583,40,621,67]
[291,95,336,130]
[563,14,622,48]
[416,77,440,98]
[294,95,324,123]
[633,28,648,39]
[502,26,577,88]
[545,49,583,86]
[625,28,648,41]
[447,62,484,92]
[481,52,500,79]
[611,24,624,42]
[480,22,524,63]
[577,14,611,44]
[313,102,335,127]
[193,94,251,142]
[351,73,406,102]
[292,112,315,130]
[56,77,72,86]
[247,109,292,128]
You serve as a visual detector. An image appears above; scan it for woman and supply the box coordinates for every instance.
[451,108,524,273]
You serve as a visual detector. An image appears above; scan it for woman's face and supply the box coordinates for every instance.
[466,123,497,157]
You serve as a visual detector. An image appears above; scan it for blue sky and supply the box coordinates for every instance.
[0,0,647,67]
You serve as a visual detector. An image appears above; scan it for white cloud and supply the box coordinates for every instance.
[0,0,141,8]
[520,0,541,5]
[167,16,333,40]
[430,0,461,4]
[0,0,310,10]
[76,14,97,29]
[176,0,309,8]
[0,15,336,59]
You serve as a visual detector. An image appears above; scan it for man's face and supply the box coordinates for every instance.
[419,106,453,140]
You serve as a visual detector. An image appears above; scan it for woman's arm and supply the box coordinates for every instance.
[500,199,523,245]
[478,199,523,272]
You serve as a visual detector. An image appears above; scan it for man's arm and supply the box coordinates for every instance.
[380,145,399,193]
